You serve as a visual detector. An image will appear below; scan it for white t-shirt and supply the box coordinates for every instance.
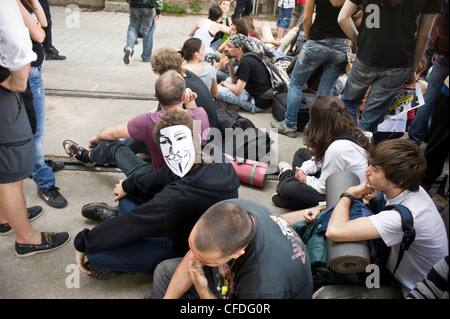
[278,0,295,8]
[369,188,448,297]
[0,0,37,71]
[300,138,369,194]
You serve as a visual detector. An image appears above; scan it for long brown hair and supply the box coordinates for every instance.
[21,0,36,11]
[304,95,372,164]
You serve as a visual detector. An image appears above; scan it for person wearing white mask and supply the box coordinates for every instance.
[73,110,239,280]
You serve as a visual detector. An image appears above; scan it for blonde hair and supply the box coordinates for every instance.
[151,47,184,76]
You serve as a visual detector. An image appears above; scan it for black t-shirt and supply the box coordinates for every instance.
[0,66,11,83]
[184,69,219,129]
[235,54,272,109]
[352,0,445,68]
[309,0,348,40]
[22,2,44,67]
[206,198,313,299]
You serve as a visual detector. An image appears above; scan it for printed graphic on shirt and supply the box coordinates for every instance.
[270,214,306,263]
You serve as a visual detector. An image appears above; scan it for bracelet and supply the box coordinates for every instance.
[340,192,355,201]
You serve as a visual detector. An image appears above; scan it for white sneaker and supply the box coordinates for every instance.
[278,161,292,178]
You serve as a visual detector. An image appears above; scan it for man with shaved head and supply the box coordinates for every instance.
[152,198,313,299]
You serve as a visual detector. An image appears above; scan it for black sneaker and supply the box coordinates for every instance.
[37,186,68,208]
[0,206,44,236]
[45,159,65,172]
[15,231,70,257]
[84,261,125,280]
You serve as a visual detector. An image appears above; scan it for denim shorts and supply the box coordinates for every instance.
[277,7,294,30]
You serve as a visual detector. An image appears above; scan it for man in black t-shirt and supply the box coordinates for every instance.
[216,34,273,113]
[339,0,446,133]
[153,198,313,299]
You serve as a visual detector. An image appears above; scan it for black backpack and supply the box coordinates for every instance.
[216,108,272,161]
[271,92,316,131]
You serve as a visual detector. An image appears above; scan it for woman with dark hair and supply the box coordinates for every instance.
[188,6,231,59]
[272,95,373,210]
[180,38,218,98]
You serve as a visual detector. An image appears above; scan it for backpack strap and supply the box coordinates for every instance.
[333,130,370,150]
[383,204,416,274]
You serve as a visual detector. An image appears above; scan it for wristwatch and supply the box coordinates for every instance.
[340,192,355,201]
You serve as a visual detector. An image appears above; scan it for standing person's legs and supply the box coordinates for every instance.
[29,67,54,191]
[358,70,409,133]
[29,66,67,208]
[0,181,41,245]
[422,91,449,188]
[408,55,449,144]
[342,58,376,124]
[316,39,349,96]
[276,7,293,41]
[285,41,328,126]
[140,8,155,62]
[290,3,305,28]
[124,7,141,64]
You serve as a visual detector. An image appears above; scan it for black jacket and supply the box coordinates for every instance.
[74,160,239,254]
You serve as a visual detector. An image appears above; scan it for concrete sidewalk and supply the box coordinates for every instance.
[1,6,446,300]
[0,7,293,299]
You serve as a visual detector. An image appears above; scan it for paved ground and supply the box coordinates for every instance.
[0,6,446,301]
[0,6,294,299]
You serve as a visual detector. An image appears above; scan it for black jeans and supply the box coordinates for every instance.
[423,90,449,187]
[276,148,326,210]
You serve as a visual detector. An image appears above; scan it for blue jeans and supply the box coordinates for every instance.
[342,58,410,133]
[217,77,263,113]
[285,39,350,126]
[29,66,55,189]
[124,7,156,61]
[277,7,294,30]
[408,54,449,144]
[87,194,179,273]
[89,139,151,178]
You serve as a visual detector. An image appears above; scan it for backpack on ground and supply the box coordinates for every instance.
[271,91,316,131]
[216,108,272,161]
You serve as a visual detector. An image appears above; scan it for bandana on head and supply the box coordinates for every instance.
[158,125,195,177]
[228,34,266,55]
